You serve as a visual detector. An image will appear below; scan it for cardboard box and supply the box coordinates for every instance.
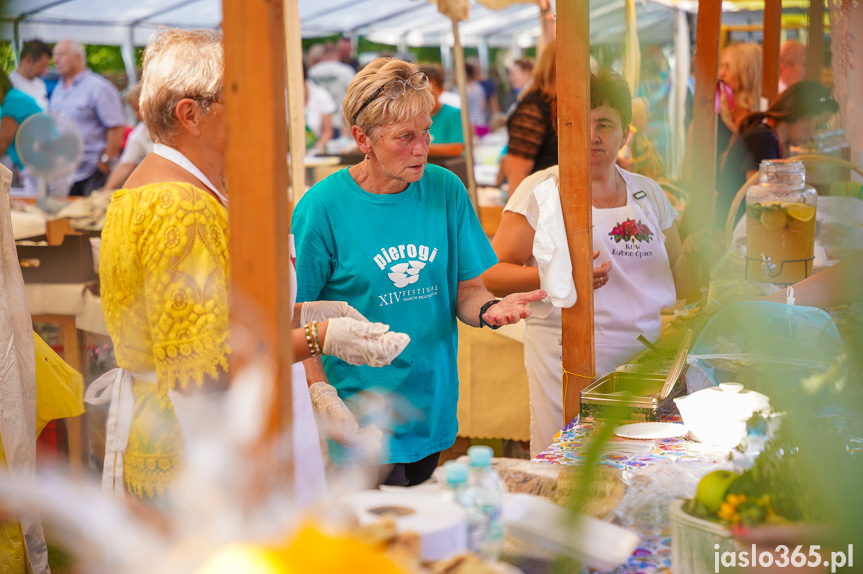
[17,220,98,284]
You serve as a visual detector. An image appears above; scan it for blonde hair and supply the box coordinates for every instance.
[343,58,435,138]
[721,43,762,112]
[140,28,223,144]
[522,40,557,122]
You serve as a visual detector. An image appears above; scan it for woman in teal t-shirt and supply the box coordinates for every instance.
[293,57,545,486]
[0,74,43,171]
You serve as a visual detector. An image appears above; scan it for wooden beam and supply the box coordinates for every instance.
[285,0,306,205]
[222,0,293,441]
[805,0,824,82]
[690,0,723,232]
[557,1,593,426]
[763,0,782,102]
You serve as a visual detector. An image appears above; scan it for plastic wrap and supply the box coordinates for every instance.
[685,301,843,396]
[609,459,734,535]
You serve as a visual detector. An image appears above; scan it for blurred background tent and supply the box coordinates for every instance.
[0,0,849,181]
[0,0,676,69]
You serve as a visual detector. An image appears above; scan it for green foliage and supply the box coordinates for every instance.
[0,42,16,75]
[84,45,125,74]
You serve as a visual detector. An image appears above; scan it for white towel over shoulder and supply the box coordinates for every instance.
[531,174,577,309]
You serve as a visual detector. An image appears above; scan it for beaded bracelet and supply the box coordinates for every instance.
[305,322,319,357]
[309,321,322,355]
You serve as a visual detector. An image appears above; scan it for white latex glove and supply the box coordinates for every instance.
[309,381,359,444]
[322,318,410,367]
[354,424,384,452]
[301,300,368,325]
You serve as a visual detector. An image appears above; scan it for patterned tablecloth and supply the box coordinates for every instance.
[534,417,731,574]
[533,410,863,574]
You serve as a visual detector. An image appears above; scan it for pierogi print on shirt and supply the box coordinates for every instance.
[608,218,656,259]
[373,243,440,306]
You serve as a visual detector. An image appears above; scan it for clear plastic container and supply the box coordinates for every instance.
[443,462,486,553]
[745,159,817,284]
[467,446,505,561]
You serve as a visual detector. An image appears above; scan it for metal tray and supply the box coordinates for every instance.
[580,330,692,422]
[580,372,685,422]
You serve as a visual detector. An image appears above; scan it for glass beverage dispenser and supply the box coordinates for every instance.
[745,159,817,284]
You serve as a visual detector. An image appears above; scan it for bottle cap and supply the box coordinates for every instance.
[467,445,494,467]
[445,462,468,484]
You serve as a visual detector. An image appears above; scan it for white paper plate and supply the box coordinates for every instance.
[614,422,688,440]
[504,493,640,571]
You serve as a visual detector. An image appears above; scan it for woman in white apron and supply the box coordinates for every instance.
[90,28,407,504]
[483,69,707,457]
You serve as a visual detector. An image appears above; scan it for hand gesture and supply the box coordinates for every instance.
[482,289,547,327]
[592,250,613,290]
[322,318,410,367]
[682,229,714,260]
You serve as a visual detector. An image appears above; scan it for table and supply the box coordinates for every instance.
[535,417,731,574]
[534,405,863,574]
[456,321,530,442]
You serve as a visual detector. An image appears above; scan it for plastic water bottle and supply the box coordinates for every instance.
[467,446,505,561]
[443,462,487,553]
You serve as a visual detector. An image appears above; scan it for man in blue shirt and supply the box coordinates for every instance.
[49,39,125,196]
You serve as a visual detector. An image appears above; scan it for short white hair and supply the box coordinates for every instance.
[140,28,223,144]
[55,39,85,60]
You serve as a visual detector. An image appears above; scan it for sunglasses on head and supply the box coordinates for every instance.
[352,71,430,126]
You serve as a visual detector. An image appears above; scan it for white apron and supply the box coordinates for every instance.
[524,167,676,457]
[592,167,676,377]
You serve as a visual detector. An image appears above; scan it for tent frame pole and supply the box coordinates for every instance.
[763,0,782,102]
[689,0,723,233]
[451,17,480,216]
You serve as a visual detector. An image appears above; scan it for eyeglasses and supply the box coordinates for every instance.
[352,71,430,126]
[191,95,224,105]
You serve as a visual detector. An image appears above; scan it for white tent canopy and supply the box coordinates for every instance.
[0,0,675,50]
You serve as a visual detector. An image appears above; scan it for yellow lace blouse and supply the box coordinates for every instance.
[101,182,231,391]
[100,182,230,498]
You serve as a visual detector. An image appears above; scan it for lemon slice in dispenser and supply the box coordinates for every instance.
[785,204,816,222]
[759,206,787,229]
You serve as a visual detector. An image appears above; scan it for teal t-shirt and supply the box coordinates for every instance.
[430,104,464,145]
[293,164,497,464]
[1,88,42,170]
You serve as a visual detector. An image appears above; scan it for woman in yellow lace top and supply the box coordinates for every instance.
[97,29,409,502]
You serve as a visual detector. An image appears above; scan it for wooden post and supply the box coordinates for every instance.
[806,0,824,82]
[222,0,293,441]
[763,0,782,103]
[557,1,593,426]
[284,0,306,205]
[450,18,480,216]
[690,0,723,232]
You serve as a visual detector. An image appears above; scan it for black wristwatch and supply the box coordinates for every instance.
[479,299,501,329]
